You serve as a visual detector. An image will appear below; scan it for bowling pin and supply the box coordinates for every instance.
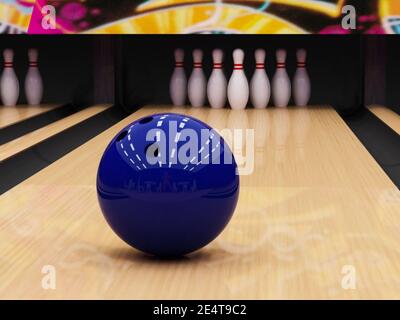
[25,48,43,106]
[250,49,270,109]
[169,49,187,106]
[0,49,19,106]
[293,49,311,107]
[272,49,291,108]
[207,49,227,109]
[188,49,206,107]
[227,49,249,110]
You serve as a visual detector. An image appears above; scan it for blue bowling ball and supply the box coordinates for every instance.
[97,113,239,257]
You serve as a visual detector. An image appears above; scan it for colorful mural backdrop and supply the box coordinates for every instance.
[2,0,400,34]
[0,0,35,33]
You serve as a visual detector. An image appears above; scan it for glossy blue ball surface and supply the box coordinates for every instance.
[97,113,239,257]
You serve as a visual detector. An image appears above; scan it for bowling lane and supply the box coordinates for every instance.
[0,104,111,161]
[0,104,61,129]
[368,105,400,135]
[1,105,400,299]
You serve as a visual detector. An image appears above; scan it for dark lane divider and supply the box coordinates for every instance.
[0,104,78,145]
[343,109,400,189]
[0,105,130,195]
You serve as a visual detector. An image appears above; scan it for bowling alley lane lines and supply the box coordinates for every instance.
[0,104,61,130]
[344,107,400,189]
[0,105,129,195]
[1,105,400,299]
[368,105,400,135]
[0,103,78,145]
[0,105,111,162]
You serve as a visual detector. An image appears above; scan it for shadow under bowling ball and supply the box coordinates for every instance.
[106,246,215,264]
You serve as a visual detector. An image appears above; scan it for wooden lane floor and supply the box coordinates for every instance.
[368,105,400,135]
[0,104,61,129]
[0,105,111,162]
[0,105,399,299]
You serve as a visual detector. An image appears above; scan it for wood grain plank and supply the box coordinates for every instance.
[368,105,400,135]
[0,104,61,129]
[0,105,111,161]
[0,105,399,299]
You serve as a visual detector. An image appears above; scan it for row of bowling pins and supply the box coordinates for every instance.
[1,48,43,107]
[170,48,311,109]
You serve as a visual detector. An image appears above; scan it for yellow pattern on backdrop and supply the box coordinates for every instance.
[137,0,345,17]
[87,4,306,34]
[380,0,400,33]
[0,2,32,32]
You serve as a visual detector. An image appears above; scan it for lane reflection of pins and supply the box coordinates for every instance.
[227,110,249,166]
[209,110,230,153]
[250,109,270,165]
[293,108,310,160]
[0,106,19,127]
[272,109,290,163]
[188,104,209,121]
[206,108,227,132]
[251,109,270,151]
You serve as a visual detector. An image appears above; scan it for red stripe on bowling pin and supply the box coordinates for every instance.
[233,63,243,70]
[256,63,264,69]
[193,62,202,68]
[213,63,223,69]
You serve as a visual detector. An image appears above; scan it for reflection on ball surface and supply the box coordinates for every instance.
[97,113,239,257]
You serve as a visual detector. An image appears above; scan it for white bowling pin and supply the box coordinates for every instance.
[1,49,19,106]
[250,49,270,109]
[293,49,311,107]
[169,49,187,106]
[227,49,249,110]
[207,49,227,109]
[188,49,206,107]
[25,48,43,106]
[272,49,291,108]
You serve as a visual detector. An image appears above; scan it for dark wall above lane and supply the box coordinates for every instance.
[0,35,102,106]
[2,35,391,114]
[385,37,400,115]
